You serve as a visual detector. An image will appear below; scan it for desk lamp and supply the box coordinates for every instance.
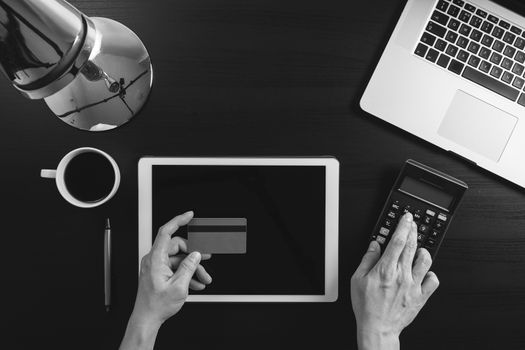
[0,0,153,131]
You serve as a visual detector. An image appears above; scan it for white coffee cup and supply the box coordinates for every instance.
[41,147,121,208]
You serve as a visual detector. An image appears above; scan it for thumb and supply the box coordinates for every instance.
[354,240,381,277]
[171,251,202,288]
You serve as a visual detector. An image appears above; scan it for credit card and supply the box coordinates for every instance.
[187,218,247,254]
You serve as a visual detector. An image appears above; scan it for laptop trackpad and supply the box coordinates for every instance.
[438,90,518,162]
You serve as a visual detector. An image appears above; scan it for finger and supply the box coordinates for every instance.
[152,211,194,256]
[399,221,418,273]
[167,237,188,256]
[354,240,381,277]
[380,212,413,267]
[169,255,213,284]
[412,248,433,284]
[189,279,206,291]
[171,251,202,289]
[421,271,440,297]
[195,264,212,284]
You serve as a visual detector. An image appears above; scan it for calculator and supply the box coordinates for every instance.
[371,160,468,259]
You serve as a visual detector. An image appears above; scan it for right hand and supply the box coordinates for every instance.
[131,211,213,327]
[350,213,440,349]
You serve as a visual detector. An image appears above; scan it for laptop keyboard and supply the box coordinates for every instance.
[415,0,525,106]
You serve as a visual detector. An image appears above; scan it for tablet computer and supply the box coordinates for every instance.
[138,157,339,302]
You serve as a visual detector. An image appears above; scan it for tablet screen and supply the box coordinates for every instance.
[152,165,326,295]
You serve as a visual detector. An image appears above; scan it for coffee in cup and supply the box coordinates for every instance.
[41,147,120,208]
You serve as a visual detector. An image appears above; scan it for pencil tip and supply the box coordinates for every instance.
[105,218,111,229]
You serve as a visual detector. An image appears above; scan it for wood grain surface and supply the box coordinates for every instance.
[3,0,525,349]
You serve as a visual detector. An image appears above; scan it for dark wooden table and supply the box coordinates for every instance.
[4,0,525,349]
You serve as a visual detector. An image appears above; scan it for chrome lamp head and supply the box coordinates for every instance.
[0,0,153,131]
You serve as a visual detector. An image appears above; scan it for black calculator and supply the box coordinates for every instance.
[371,160,468,259]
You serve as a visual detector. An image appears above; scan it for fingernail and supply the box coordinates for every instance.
[404,212,413,222]
[368,240,379,252]
[189,251,201,261]
[185,210,194,216]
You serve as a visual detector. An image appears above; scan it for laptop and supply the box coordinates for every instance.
[361,0,525,188]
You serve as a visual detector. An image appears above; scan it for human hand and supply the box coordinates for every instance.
[350,213,440,350]
[132,211,213,327]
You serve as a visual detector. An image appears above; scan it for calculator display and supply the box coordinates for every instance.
[399,176,454,210]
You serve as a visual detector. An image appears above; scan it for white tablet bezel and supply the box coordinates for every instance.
[138,157,339,302]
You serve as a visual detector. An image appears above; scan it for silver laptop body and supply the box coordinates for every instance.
[362,0,525,188]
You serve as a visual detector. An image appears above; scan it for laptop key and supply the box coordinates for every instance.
[415,43,429,57]
[504,46,516,58]
[437,0,449,12]
[503,32,516,45]
[435,39,447,51]
[448,18,461,31]
[468,55,481,68]
[459,10,471,23]
[426,48,440,62]
[448,59,465,74]
[515,51,525,63]
[519,94,525,106]
[479,47,491,59]
[437,54,451,68]
[481,34,494,47]
[490,52,502,65]
[512,63,524,76]
[481,21,494,33]
[502,58,513,70]
[457,36,469,48]
[465,4,476,12]
[490,66,503,78]
[427,21,447,38]
[479,60,492,73]
[446,31,459,43]
[511,26,522,36]
[493,26,504,39]
[488,15,499,24]
[512,77,525,89]
[446,44,459,57]
[457,49,469,62]
[421,32,437,46]
[453,0,465,7]
[502,71,514,84]
[463,66,520,101]
[493,40,505,52]
[514,37,525,50]
[470,16,482,28]
[459,24,472,36]
[432,10,450,26]
[499,20,511,30]
[470,29,483,42]
[448,5,461,18]
[476,9,487,18]
[467,42,480,54]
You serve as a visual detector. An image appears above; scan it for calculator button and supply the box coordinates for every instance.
[426,209,436,217]
[413,210,423,221]
[384,219,395,229]
[387,210,398,219]
[419,224,430,234]
[423,216,433,225]
[426,238,437,247]
[379,227,390,237]
[391,201,401,211]
[437,213,448,221]
[430,230,440,239]
[376,236,386,244]
[403,205,412,214]
[435,220,446,230]
[417,233,426,242]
